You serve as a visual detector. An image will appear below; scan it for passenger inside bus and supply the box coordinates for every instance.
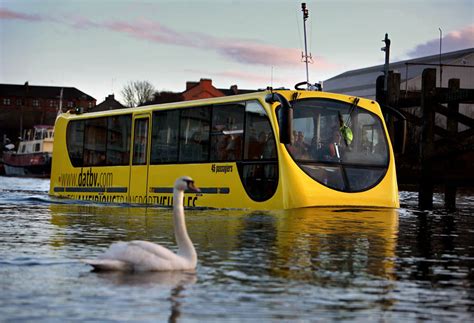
[286,131,298,156]
[214,134,228,160]
[307,126,343,162]
[328,128,342,159]
[225,133,242,160]
[294,131,310,159]
[287,130,310,160]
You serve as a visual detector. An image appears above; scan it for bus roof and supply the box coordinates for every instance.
[59,89,378,120]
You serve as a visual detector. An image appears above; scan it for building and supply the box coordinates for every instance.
[323,48,474,99]
[182,78,256,101]
[182,78,226,101]
[0,83,95,143]
[146,78,257,105]
[88,94,125,113]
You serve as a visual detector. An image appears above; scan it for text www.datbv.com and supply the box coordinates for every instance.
[60,168,113,188]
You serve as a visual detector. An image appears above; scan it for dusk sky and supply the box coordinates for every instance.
[1,0,473,102]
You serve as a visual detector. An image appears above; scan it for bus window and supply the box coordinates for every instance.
[210,103,244,161]
[107,115,131,166]
[67,115,131,168]
[132,118,149,165]
[151,110,179,164]
[287,98,389,192]
[66,120,85,167]
[179,107,210,162]
[244,101,276,160]
[84,117,107,166]
[239,101,278,202]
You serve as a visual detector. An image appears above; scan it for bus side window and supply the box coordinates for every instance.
[239,100,278,202]
[179,107,210,162]
[84,117,107,166]
[132,118,149,165]
[66,120,85,167]
[151,110,179,164]
[106,115,131,166]
[244,102,276,160]
[210,103,244,161]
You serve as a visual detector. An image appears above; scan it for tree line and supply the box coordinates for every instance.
[121,80,156,108]
[120,80,183,108]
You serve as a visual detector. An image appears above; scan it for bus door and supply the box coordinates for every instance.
[129,114,150,203]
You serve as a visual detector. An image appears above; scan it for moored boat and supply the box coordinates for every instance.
[3,125,54,178]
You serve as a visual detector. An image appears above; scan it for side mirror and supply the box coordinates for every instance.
[265,93,293,144]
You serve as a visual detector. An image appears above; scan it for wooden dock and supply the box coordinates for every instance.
[376,68,474,210]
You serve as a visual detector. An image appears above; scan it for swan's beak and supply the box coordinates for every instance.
[187,181,201,193]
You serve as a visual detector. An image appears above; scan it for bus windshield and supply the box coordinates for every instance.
[285,98,389,192]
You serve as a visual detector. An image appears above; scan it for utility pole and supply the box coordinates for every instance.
[301,3,313,87]
[57,88,64,117]
[20,81,29,139]
[439,28,443,87]
[381,33,391,92]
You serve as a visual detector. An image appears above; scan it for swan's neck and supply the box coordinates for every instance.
[173,189,197,263]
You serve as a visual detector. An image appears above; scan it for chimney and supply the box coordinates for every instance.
[186,81,198,90]
[106,94,115,101]
[200,78,212,87]
[230,85,238,95]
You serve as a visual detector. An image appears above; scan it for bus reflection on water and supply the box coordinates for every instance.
[49,204,398,281]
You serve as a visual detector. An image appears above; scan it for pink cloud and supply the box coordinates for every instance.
[104,20,188,46]
[407,24,474,57]
[67,16,99,29]
[0,8,337,69]
[216,41,301,66]
[0,8,42,21]
[101,18,306,67]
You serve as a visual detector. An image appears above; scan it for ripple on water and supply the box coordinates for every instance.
[0,176,473,321]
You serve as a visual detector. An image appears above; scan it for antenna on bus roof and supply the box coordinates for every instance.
[295,3,322,91]
[301,3,313,87]
[271,66,274,89]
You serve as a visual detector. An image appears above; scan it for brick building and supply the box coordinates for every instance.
[0,83,95,143]
[182,78,227,100]
[145,79,256,105]
[183,78,255,100]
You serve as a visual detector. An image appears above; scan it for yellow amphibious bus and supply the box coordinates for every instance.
[49,88,399,209]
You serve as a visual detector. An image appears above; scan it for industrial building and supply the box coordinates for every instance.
[324,48,474,99]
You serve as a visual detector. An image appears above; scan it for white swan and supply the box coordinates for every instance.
[82,176,200,272]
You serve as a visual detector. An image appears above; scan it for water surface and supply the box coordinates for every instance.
[0,176,473,321]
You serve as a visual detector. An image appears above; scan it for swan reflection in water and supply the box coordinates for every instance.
[92,270,197,287]
[90,270,196,323]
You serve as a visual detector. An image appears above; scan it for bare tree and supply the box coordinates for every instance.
[121,80,156,107]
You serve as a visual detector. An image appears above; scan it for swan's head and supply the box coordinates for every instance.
[175,176,200,193]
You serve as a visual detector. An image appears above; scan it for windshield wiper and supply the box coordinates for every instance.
[338,97,359,147]
[346,97,360,124]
